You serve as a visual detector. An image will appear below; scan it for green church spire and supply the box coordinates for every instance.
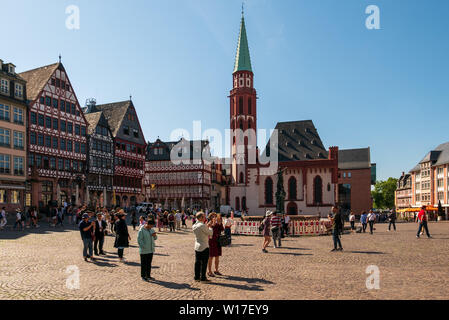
[233,11,252,73]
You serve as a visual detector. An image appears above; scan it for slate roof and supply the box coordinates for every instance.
[95,100,132,137]
[262,120,328,162]
[338,148,371,170]
[146,138,210,161]
[410,141,449,172]
[84,111,103,135]
[19,62,60,102]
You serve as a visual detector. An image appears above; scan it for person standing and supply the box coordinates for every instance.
[181,211,187,229]
[137,219,157,281]
[416,206,432,239]
[168,211,175,232]
[207,213,224,277]
[114,210,131,262]
[361,211,368,233]
[79,213,95,262]
[367,210,376,235]
[330,206,343,252]
[14,209,24,231]
[94,213,107,256]
[388,209,397,232]
[175,210,182,230]
[56,206,64,228]
[131,212,138,231]
[223,214,234,245]
[261,211,272,253]
[349,211,356,231]
[192,212,214,283]
[270,211,282,248]
[283,214,291,237]
[0,207,7,230]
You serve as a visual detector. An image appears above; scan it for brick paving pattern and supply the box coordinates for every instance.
[1,221,448,300]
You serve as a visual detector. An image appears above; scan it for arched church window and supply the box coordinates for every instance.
[265,177,274,205]
[314,176,323,204]
[288,176,297,200]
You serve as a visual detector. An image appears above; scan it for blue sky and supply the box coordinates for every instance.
[2,0,449,181]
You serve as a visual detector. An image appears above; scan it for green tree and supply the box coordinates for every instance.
[371,178,398,209]
[275,170,286,213]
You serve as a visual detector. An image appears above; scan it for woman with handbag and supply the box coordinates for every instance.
[261,211,273,253]
[207,213,224,277]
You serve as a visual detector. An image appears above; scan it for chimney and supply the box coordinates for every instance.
[0,59,3,71]
[328,146,339,161]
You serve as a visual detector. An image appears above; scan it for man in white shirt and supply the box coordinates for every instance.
[192,212,213,282]
[14,209,23,231]
[367,210,376,234]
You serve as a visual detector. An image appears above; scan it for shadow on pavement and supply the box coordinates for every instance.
[349,251,385,255]
[267,252,313,256]
[220,275,274,285]
[152,280,201,291]
[206,282,264,291]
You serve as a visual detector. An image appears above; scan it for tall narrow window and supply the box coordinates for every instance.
[239,97,243,114]
[265,177,274,205]
[248,98,252,114]
[235,197,240,211]
[288,176,297,200]
[239,172,244,184]
[314,176,323,204]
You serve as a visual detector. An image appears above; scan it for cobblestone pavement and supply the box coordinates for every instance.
[1,221,449,300]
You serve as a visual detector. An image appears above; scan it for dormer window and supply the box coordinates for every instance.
[8,65,15,74]
[123,126,130,135]
[0,79,9,94]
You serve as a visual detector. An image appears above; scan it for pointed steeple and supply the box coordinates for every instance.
[233,11,252,73]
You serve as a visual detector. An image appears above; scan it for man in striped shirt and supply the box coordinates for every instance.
[271,211,282,248]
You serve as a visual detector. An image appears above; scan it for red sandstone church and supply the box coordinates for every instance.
[227,13,374,217]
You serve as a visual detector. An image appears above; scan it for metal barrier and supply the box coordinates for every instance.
[232,220,331,236]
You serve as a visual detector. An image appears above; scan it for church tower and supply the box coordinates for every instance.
[230,11,257,185]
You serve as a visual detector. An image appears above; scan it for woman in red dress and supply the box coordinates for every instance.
[207,213,224,277]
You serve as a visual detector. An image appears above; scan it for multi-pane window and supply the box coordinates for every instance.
[67,122,73,134]
[124,126,130,135]
[53,118,59,130]
[37,134,44,146]
[45,135,51,148]
[39,97,44,105]
[65,159,71,170]
[81,143,86,154]
[45,116,52,128]
[60,138,66,150]
[0,104,10,121]
[45,96,51,106]
[67,140,73,152]
[50,157,56,169]
[438,192,444,201]
[438,179,444,188]
[30,112,37,125]
[58,159,63,170]
[38,114,44,126]
[13,157,24,176]
[52,98,59,108]
[52,137,58,149]
[75,142,80,153]
[75,124,80,136]
[60,100,65,112]
[11,191,20,204]
[71,103,76,115]
[60,120,66,132]
[0,79,9,94]
[13,107,23,125]
[13,131,24,149]
[0,189,6,203]
[30,132,36,145]
[14,83,23,98]
[0,128,10,147]
[81,126,86,136]
[0,154,10,174]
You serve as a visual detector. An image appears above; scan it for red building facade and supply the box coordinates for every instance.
[20,62,88,209]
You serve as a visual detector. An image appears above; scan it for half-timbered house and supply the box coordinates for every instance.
[83,99,114,208]
[95,100,146,208]
[20,62,88,209]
